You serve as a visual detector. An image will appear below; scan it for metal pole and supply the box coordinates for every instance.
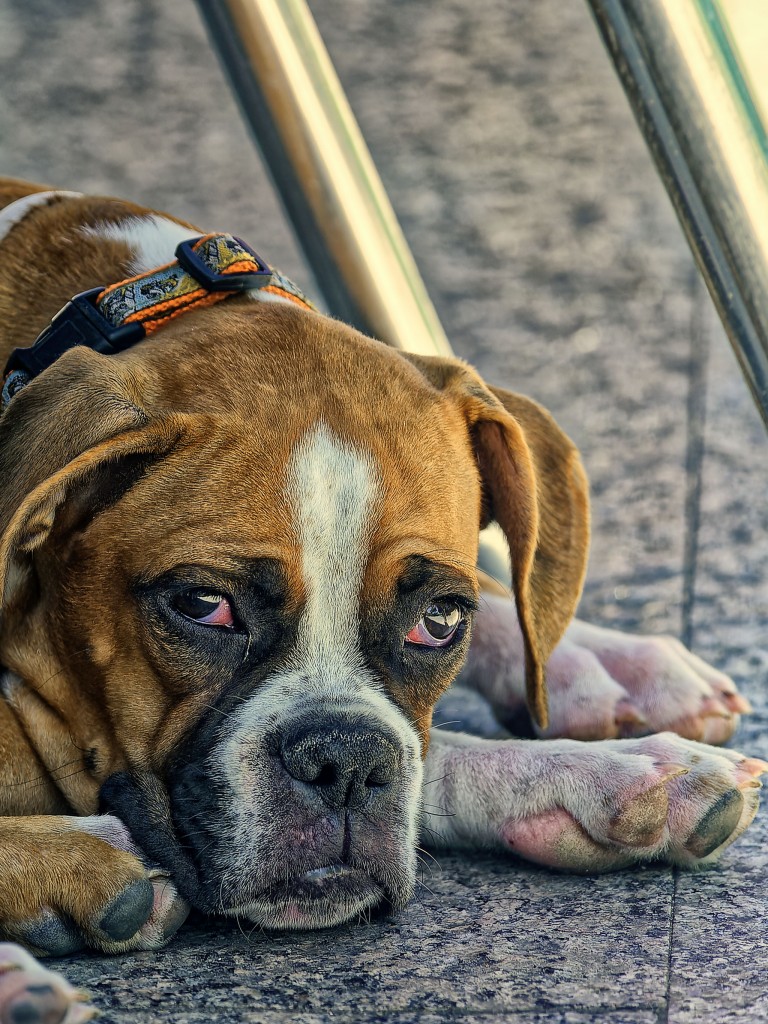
[195,0,452,359]
[587,0,768,430]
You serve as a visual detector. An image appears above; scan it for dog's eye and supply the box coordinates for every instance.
[405,602,464,648]
[172,590,235,629]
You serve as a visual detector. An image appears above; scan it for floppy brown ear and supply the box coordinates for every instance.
[0,346,183,609]
[403,354,590,728]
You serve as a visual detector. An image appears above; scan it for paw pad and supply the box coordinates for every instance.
[98,878,154,942]
[685,789,744,859]
[0,943,96,1024]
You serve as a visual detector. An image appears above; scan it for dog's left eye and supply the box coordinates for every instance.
[405,602,464,648]
[172,590,235,629]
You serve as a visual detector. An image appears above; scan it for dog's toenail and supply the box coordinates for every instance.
[685,789,744,858]
[741,757,768,777]
[98,879,154,941]
[724,693,753,714]
[700,697,731,720]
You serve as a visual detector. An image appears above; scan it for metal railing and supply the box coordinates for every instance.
[588,0,768,430]
[195,0,452,359]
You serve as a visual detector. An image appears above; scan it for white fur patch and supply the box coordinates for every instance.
[288,421,380,682]
[82,214,297,306]
[66,814,142,856]
[246,288,294,306]
[210,423,423,885]
[81,215,199,275]
[213,422,415,738]
[0,190,83,245]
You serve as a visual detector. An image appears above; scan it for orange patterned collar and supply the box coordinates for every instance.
[2,232,315,410]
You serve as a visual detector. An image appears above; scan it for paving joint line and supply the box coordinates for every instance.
[681,270,711,651]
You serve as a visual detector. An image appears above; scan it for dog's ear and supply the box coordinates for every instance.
[0,346,183,609]
[403,354,590,728]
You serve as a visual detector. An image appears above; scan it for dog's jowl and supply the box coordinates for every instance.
[0,179,763,957]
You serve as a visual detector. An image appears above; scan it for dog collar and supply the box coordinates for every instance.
[2,227,314,411]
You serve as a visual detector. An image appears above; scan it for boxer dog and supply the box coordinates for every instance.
[0,179,763,978]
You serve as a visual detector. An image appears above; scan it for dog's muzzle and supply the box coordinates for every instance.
[101,700,422,931]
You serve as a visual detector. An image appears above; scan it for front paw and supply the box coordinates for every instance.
[0,942,95,1022]
[556,622,751,744]
[0,815,189,956]
[500,734,766,871]
[463,598,750,744]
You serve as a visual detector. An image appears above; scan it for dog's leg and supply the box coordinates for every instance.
[0,816,189,956]
[460,592,749,743]
[422,729,765,869]
[0,942,95,1022]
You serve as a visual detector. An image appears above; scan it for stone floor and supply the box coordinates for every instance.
[1,0,767,1020]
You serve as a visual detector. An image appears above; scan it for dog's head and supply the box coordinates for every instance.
[0,301,588,928]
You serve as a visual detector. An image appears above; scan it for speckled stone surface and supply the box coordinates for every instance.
[0,0,766,1021]
[63,859,677,1021]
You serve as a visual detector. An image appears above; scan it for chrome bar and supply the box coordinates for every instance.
[195,0,452,359]
[587,0,768,429]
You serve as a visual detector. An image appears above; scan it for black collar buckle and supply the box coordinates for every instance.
[175,236,273,291]
[5,287,146,380]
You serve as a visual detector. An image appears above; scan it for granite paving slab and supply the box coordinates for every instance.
[63,855,674,1021]
[0,0,766,1021]
[665,278,768,1024]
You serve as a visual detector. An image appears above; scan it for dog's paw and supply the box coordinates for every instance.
[547,622,751,744]
[0,815,189,956]
[463,599,750,745]
[500,734,766,871]
[0,942,95,1022]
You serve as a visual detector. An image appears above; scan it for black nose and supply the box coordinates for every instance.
[279,719,401,810]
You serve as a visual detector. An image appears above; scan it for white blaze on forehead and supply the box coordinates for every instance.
[289,422,381,674]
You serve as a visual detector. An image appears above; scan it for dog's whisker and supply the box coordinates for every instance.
[44,767,88,785]
[414,876,438,898]
[29,650,93,692]
[201,702,235,721]
[422,773,453,787]
[415,886,437,902]
[415,845,443,871]
[48,756,87,775]
[4,756,86,789]
[234,912,252,943]
[418,823,443,847]
[5,773,58,789]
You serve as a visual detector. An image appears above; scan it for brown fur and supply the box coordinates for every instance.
[0,179,589,930]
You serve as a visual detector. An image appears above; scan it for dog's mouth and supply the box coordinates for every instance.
[224,864,386,930]
[101,768,414,928]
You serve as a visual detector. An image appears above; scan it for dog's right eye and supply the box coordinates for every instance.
[172,590,235,629]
